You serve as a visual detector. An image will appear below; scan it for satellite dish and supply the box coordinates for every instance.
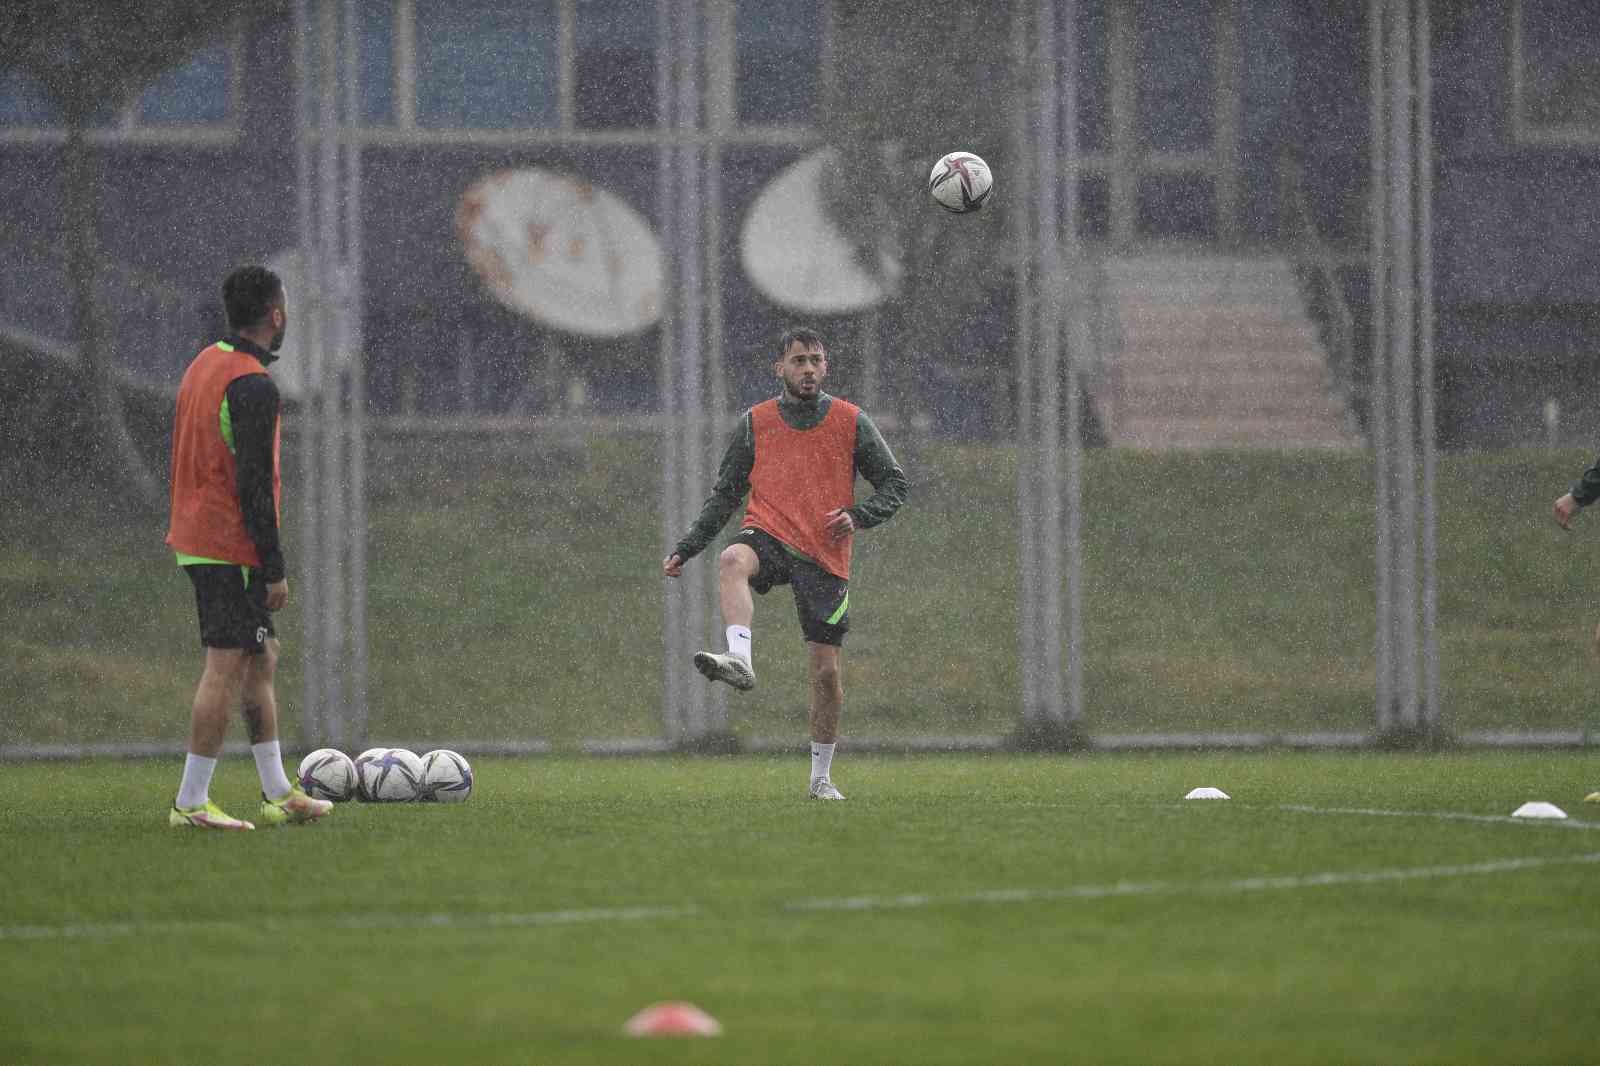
[740,148,901,314]
[456,168,662,338]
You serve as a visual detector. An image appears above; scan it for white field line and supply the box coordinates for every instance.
[0,905,700,942]
[1277,803,1600,830]
[784,851,1600,913]
[7,846,1599,940]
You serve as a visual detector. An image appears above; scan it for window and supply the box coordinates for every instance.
[0,68,57,126]
[1073,0,1110,154]
[1134,0,1216,152]
[415,0,559,129]
[359,0,396,126]
[1513,0,1600,143]
[0,41,235,137]
[735,0,820,127]
[138,45,231,124]
[575,0,656,129]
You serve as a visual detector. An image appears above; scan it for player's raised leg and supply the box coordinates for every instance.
[806,642,845,800]
[694,543,759,691]
[171,648,255,829]
[242,638,332,826]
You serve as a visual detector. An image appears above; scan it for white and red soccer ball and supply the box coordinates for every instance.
[928,151,994,213]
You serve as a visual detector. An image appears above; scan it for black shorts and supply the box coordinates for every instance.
[729,527,850,646]
[185,564,274,653]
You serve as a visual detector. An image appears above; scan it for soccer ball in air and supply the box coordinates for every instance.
[928,151,993,213]
[355,747,425,802]
[419,749,474,803]
[297,747,358,802]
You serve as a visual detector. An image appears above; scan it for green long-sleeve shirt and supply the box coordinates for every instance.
[673,391,909,563]
[1572,456,1600,508]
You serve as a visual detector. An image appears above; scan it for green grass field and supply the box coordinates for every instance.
[3,752,1598,1064]
[3,438,1599,747]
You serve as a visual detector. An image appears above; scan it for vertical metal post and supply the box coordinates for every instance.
[1387,0,1419,730]
[317,0,347,734]
[1060,0,1084,724]
[656,0,686,744]
[675,0,711,741]
[1215,0,1240,246]
[294,0,326,748]
[1010,3,1040,727]
[343,0,369,747]
[1415,0,1440,731]
[1367,0,1394,733]
[1035,0,1066,724]
[703,2,730,737]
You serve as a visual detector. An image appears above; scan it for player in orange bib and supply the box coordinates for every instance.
[164,266,331,830]
[664,328,909,799]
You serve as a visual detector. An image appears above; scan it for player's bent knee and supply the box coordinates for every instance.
[718,544,758,577]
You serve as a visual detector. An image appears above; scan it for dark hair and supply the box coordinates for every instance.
[222,265,284,331]
[778,326,826,358]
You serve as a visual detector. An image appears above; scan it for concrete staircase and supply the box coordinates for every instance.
[1101,253,1361,450]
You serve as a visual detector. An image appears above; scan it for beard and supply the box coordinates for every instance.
[269,325,286,352]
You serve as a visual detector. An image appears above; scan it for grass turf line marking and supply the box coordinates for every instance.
[0,904,700,942]
[8,852,1600,941]
[1278,804,1600,830]
[784,851,1600,913]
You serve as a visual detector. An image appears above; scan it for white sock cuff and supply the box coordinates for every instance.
[176,752,218,810]
[810,741,836,782]
[251,740,293,799]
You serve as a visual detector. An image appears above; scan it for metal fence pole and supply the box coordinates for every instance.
[1416,0,1440,733]
[1033,0,1066,726]
[675,0,711,742]
[1387,0,1419,731]
[294,0,327,749]
[342,0,369,749]
[1010,4,1041,727]
[656,0,687,745]
[1060,0,1085,726]
[1367,0,1394,734]
[317,0,348,738]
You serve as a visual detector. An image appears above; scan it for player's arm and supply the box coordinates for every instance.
[669,413,755,565]
[846,410,910,530]
[226,373,286,584]
[1554,455,1600,530]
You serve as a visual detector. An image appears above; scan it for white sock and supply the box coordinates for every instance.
[252,740,293,799]
[726,625,752,664]
[810,741,835,783]
[176,753,217,810]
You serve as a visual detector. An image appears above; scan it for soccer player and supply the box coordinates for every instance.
[1552,457,1600,805]
[164,265,331,830]
[663,327,909,800]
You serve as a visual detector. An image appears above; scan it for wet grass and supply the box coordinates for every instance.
[2,438,1598,746]
[2,752,1598,1065]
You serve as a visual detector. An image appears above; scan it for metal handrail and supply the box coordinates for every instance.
[1279,154,1365,440]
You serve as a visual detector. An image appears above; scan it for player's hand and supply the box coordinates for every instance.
[824,509,855,542]
[663,554,684,578]
[1554,493,1580,531]
[265,579,289,611]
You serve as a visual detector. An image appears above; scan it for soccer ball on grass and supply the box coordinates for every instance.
[419,749,474,803]
[297,747,358,802]
[355,747,425,802]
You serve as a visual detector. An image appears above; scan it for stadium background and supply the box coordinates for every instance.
[2,0,1598,755]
